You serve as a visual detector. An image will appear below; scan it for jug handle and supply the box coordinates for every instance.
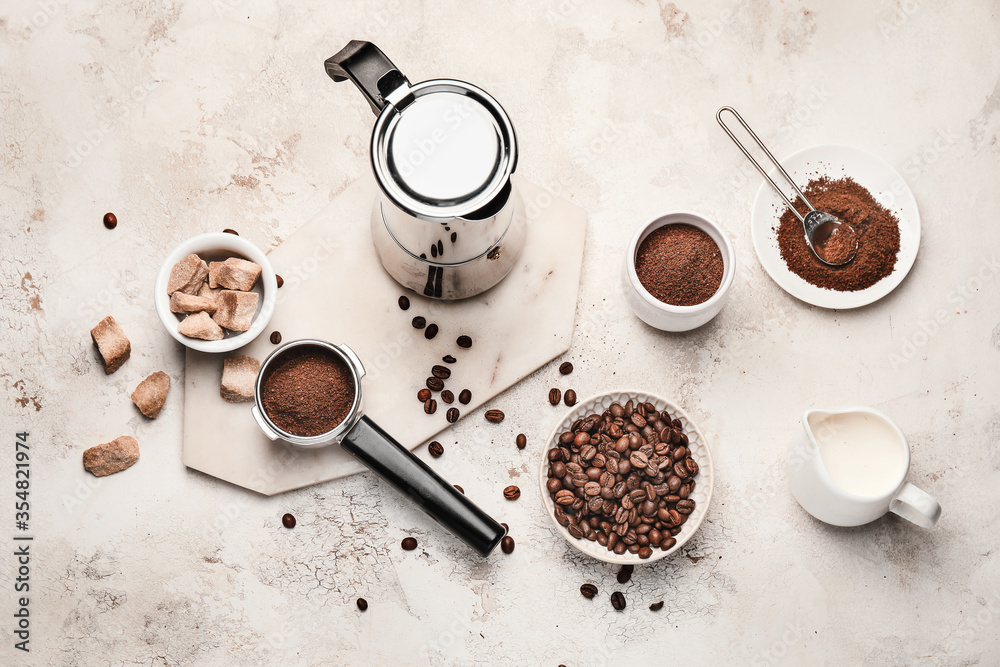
[889,482,942,528]
[324,40,410,115]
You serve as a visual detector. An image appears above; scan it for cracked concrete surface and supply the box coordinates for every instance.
[1,0,999,664]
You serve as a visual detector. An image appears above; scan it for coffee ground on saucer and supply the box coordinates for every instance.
[634,224,724,306]
[261,347,355,437]
[776,176,900,291]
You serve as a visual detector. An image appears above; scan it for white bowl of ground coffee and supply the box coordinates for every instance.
[622,211,735,332]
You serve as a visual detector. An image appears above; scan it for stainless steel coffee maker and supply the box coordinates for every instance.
[325,41,526,300]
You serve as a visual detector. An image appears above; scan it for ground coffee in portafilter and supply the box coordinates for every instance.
[776,176,900,291]
[260,346,355,437]
[635,224,723,306]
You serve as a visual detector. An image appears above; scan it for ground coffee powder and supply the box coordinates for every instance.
[776,176,900,291]
[634,224,724,306]
[261,346,355,437]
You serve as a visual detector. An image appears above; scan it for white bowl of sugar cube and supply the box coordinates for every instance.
[154,232,278,353]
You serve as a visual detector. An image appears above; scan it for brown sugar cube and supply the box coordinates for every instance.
[90,315,131,374]
[212,290,259,332]
[178,311,225,341]
[166,253,210,295]
[131,371,170,418]
[83,436,139,477]
[209,257,262,292]
[198,281,222,303]
[169,291,217,315]
[220,355,260,403]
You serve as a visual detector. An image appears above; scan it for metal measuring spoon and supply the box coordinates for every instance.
[717,106,858,266]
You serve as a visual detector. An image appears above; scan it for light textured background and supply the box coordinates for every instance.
[2,0,999,665]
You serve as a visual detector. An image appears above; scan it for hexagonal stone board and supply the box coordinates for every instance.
[182,176,587,495]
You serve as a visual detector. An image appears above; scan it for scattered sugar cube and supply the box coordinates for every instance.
[212,290,259,332]
[131,371,170,419]
[83,436,139,477]
[220,355,260,403]
[90,315,130,374]
[178,311,224,340]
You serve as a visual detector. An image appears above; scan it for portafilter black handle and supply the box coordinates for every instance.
[341,415,506,557]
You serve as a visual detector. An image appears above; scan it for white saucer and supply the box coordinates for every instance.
[750,144,920,309]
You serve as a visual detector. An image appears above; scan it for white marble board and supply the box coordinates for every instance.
[182,176,587,494]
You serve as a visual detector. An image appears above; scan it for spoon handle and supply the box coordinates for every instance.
[716,106,815,222]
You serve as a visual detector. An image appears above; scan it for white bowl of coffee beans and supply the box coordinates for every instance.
[622,211,735,332]
[154,232,278,353]
[538,390,714,565]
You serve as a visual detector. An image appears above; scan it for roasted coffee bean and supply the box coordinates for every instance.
[686,457,700,476]
[630,413,647,429]
[630,451,649,468]
[564,389,577,407]
[424,323,439,339]
[503,485,521,501]
[453,484,464,494]
[638,546,653,559]
[580,444,596,462]
[667,475,682,492]
[398,295,410,310]
[281,513,296,529]
[401,537,418,550]
[447,407,460,423]
[554,490,575,505]
[423,398,437,414]
[649,601,664,611]
[660,537,677,550]
[617,564,634,584]
[459,389,472,404]
[549,388,561,405]
[516,434,527,450]
[583,481,601,496]
[442,354,457,364]
[418,388,432,402]
[546,478,562,493]
[428,441,444,458]
[103,212,117,229]
[411,316,426,329]
[426,377,444,391]
[501,523,509,532]
[275,274,284,288]
[675,499,696,514]
[457,335,473,348]
[551,461,566,477]
[432,365,452,379]
[270,331,282,344]
[610,403,625,418]
[613,542,627,555]
[580,583,598,599]
[611,591,627,611]
[441,390,454,404]
[356,598,368,611]
[548,448,563,462]
[485,409,505,423]
[567,523,584,539]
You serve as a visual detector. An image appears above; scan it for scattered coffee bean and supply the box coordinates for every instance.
[456,335,473,348]
[545,402,698,557]
[441,390,454,404]
[270,331,281,345]
[281,513,296,529]
[503,485,521,501]
[617,564,634,584]
[442,354,457,364]
[275,274,284,288]
[454,484,464,494]
[398,295,410,310]
[649,601,664,611]
[423,398,437,414]
[459,389,472,405]
[428,441,444,458]
[426,377,444,391]
[356,598,368,611]
[515,433,527,450]
[401,537,418,550]
[103,212,117,229]
[564,389,577,407]
[611,591,626,611]
[412,316,426,329]
[485,409,505,423]
[432,365,451,379]
[559,361,573,375]
[424,323,439,339]
[223,228,238,235]
[501,522,509,532]
[447,407,460,423]
[580,583,598,599]
[549,388,561,405]
[500,535,515,554]
[418,388,432,402]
